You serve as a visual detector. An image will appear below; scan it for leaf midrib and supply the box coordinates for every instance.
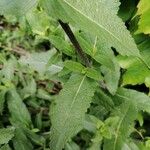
[113,103,130,150]
[62,0,137,55]
[54,75,86,147]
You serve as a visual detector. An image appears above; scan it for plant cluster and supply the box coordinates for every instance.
[0,0,150,150]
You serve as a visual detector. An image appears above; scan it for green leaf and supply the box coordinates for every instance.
[19,49,63,75]
[21,77,37,99]
[117,55,138,69]
[137,0,150,34]
[0,144,11,150]
[122,62,150,86]
[50,74,97,150]
[13,127,33,150]
[7,89,31,127]
[23,127,45,146]
[65,141,80,150]
[76,32,120,94]
[122,141,140,150]
[42,0,140,57]
[104,101,137,150]
[0,0,37,17]
[0,90,7,114]
[0,127,15,145]
[86,68,103,81]
[26,9,50,36]
[95,89,114,111]
[120,38,150,86]
[64,60,85,73]
[65,60,103,81]
[113,88,150,113]
[49,35,75,56]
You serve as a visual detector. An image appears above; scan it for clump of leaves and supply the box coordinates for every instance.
[0,0,150,150]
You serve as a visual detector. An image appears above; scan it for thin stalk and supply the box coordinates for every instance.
[58,20,91,67]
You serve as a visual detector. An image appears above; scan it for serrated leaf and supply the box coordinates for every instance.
[104,101,137,150]
[42,0,140,57]
[7,89,31,127]
[50,74,97,150]
[0,127,15,145]
[76,32,120,94]
[113,88,150,113]
[0,0,37,17]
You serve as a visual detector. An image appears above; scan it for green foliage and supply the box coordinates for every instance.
[0,0,150,150]
[137,0,150,34]
[103,101,137,150]
[0,127,15,145]
[42,0,141,57]
[50,74,97,150]
[0,0,37,17]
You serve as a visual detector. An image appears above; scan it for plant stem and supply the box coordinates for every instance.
[58,20,91,67]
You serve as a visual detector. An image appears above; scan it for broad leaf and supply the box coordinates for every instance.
[42,0,140,57]
[76,32,120,94]
[122,62,150,86]
[50,74,97,150]
[113,88,150,113]
[0,0,37,17]
[118,38,150,86]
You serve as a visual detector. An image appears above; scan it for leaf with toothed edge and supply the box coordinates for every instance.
[42,0,141,57]
[49,73,97,150]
